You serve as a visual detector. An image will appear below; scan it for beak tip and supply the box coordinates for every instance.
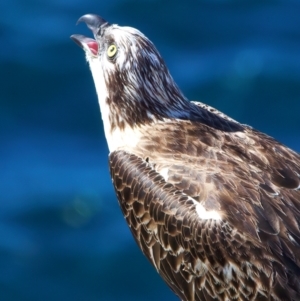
[75,14,108,34]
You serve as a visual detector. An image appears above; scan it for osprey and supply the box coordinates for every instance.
[71,14,300,301]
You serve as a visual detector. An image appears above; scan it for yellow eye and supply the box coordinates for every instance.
[107,44,117,58]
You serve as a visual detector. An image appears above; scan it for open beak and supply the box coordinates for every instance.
[70,14,108,56]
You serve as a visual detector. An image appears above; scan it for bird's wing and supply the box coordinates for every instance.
[110,139,300,300]
[109,122,300,301]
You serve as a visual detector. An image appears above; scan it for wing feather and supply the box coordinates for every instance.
[109,145,300,301]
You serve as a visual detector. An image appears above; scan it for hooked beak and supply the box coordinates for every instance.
[70,14,109,56]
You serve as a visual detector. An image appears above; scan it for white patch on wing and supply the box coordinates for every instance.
[195,203,222,220]
[188,196,221,220]
[158,167,169,181]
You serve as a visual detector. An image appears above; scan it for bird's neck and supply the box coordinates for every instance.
[87,58,146,152]
[87,54,198,152]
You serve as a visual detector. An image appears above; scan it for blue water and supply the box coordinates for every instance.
[1,1,300,300]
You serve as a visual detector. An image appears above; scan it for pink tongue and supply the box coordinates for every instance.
[87,41,98,55]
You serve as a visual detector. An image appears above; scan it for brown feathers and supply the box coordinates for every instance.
[72,14,300,301]
[109,115,300,301]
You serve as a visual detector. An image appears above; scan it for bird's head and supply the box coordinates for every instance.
[71,14,188,131]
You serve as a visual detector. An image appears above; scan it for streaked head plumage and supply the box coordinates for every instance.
[71,14,188,130]
[71,14,242,136]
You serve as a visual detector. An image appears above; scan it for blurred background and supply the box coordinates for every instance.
[1,0,300,300]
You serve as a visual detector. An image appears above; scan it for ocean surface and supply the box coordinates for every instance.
[1,1,300,300]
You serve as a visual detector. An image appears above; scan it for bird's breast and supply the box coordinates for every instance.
[106,125,143,153]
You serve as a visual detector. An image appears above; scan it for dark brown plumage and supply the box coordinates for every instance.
[72,14,300,301]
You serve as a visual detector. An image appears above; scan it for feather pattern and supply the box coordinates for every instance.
[109,116,300,301]
[71,14,300,301]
